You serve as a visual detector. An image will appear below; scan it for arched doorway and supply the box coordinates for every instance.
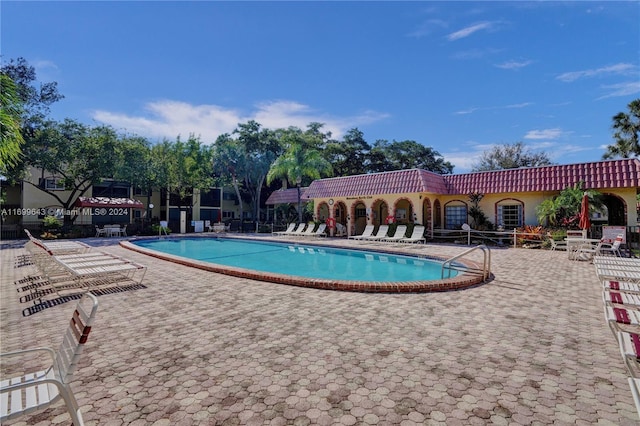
[371,199,388,226]
[422,198,432,237]
[602,194,627,226]
[352,201,367,235]
[317,202,329,222]
[393,198,413,224]
[334,201,348,228]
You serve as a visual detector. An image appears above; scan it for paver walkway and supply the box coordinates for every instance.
[1,236,638,425]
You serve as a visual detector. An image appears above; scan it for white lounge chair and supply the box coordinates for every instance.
[298,223,317,237]
[617,330,640,377]
[363,225,390,241]
[349,225,374,240]
[399,225,426,244]
[287,223,307,236]
[0,293,99,425]
[311,223,327,237]
[381,225,407,242]
[273,223,295,236]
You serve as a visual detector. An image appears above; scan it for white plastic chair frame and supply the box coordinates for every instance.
[0,293,99,425]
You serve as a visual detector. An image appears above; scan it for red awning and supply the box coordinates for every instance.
[74,197,145,209]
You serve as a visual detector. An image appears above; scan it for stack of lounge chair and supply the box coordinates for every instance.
[596,254,640,419]
[17,230,146,312]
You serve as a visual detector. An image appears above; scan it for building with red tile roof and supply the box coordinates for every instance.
[302,159,640,237]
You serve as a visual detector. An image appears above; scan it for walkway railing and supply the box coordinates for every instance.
[441,244,491,282]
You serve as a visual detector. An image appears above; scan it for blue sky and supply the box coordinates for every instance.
[2,1,639,173]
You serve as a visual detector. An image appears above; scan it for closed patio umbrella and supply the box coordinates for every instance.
[579,192,591,232]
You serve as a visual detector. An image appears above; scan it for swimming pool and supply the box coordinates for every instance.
[122,236,485,292]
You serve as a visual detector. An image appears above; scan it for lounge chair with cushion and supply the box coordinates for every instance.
[348,225,374,240]
[381,225,407,243]
[399,225,426,244]
[0,293,99,425]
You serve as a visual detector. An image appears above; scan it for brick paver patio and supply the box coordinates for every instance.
[1,236,638,425]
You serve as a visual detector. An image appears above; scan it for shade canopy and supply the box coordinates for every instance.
[74,196,144,209]
[579,193,591,231]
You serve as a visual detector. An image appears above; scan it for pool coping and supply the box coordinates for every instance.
[120,235,489,293]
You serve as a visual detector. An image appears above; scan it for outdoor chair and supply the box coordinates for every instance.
[399,225,426,244]
[285,223,306,236]
[381,225,407,242]
[617,330,640,377]
[362,225,389,241]
[273,223,295,236]
[348,225,374,240]
[94,226,107,237]
[604,280,640,294]
[599,235,624,257]
[311,223,327,237]
[604,290,640,308]
[604,305,640,336]
[546,233,567,251]
[0,293,99,425]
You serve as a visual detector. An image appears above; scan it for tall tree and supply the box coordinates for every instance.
[368,139,454,174]
[471,142,553,172]
[267,133,333,223]
[323,128,370,176]
[233,121,282,225]
[153,135,214,223]
[212,133,248,224]
[19,119,121,226]
[1,57,64,134]
[0,74,25,176]
[603,99,640,159]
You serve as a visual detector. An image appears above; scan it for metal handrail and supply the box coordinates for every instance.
[441,244,491,282]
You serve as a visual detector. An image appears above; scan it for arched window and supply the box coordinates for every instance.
[444,200,467,229]
[496,199,524,228]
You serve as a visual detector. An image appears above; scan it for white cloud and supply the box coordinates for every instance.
[556,63,636,82]
[407,19,448,38]
[92,99,388,142]
[524,128,565,140]
[495,60,533,70]
[597,81,640,99]
[446,21,494,41]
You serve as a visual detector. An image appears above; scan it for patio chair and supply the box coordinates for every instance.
[381,225,407,242]
[273,223,295,236]
[546,233,567,251]
[348,224,374,240]
[603,290,640,308]
[604,280,640,293]
[94,226,107,237]
[0,293,99,425]
[604,305,640,335]
[363,225,390,241]
[298,223,317,237]
[399,225,426,244]
[599,235,624,257]
[311,223,327,237]
[284,223,306,236]
[617,330,640,377]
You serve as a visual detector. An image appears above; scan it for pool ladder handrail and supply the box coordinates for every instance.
[441,244,491,282]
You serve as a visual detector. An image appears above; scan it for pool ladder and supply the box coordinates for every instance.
[441,244,491,282]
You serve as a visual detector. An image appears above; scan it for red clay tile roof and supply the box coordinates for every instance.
[445,158,640,194]
[302,159,640,198]
[265,188,308,205]
[303,169,449,199]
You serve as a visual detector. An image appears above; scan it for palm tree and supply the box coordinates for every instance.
[603,99,640,159]
[267,141,332,223]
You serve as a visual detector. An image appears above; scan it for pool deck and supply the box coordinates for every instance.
[1,235,638,425]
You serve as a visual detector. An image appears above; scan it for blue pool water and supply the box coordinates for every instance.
[133,238,457,282]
